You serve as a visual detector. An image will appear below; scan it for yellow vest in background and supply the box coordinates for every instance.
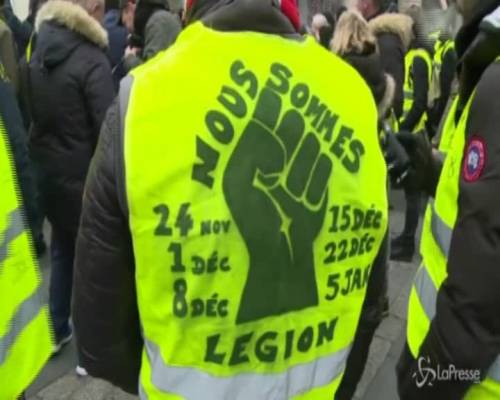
[0,117,53,399]
[402,48,432,133]
[124,22,388,399]
[437,96,459,154]
[434,39,455,68]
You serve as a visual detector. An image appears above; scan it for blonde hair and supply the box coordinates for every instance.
[331,10,377,56]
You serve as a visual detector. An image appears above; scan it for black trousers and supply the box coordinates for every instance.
[401,188,421,240]
[335,232,389,400]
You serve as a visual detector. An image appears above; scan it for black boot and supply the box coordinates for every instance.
[35,237,47,258]
[390,234,415,262]
[392,188,420,262]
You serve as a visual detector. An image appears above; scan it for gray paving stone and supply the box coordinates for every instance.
[375,315,405,344]
[354,337,393,399]
[36,374,87,400]
[70,379,115,400]
[32,376,138,400]
[391,290,411,321]
[361,332,407,400]
[105,386,139,400]
[387,262,417,304]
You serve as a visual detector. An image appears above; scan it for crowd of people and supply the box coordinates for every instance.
[1,0,500,399]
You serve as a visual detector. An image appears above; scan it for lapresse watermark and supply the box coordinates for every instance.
[412,357,481,388]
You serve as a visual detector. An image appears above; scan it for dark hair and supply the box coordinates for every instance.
[319,25,335,49]
[28,0,47,23]
[106,0,120,11]
[336,6,347,20]
[134,1,167,38]
[323,11,335,26]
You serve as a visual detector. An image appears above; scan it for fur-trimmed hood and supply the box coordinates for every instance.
[368,13,413,52]
[35,0,108,48]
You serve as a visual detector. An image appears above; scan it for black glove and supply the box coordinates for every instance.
[380,122,411,188]
[396,130,442,196]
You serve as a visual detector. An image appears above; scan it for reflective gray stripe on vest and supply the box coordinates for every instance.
[118,75,134,218]
[413,265,500,382]
[138,381,148,400]
[488,357,500,382]
[430,202,452,258]
[0,284,44,364]
[119,75,134,137]
[142,338,350,400]
[0,208,24,267]
[414,266,437,321]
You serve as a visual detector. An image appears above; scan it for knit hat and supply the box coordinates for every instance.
[186,0,301,30]
[276,0,300,31]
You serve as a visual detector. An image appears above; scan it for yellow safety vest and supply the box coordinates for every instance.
[402,48,432,133]
[26,35,34,64]
[434,39,455,68]
[437,95,459,154]
[123,22,388,399]
[406,75,500,398]
[0,117,53,398]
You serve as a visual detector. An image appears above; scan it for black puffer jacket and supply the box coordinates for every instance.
[343,47,395,119]
[28,0,114,234]
[368,13,413,119]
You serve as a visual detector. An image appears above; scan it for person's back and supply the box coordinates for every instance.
[29,0,113,231]
[368,12,413,120]
[400,45,432,132]
[28,0,114,352]
[73,0,389,398]
[357,0,413,120]
[332,10,395,118]
[428,35,457,137]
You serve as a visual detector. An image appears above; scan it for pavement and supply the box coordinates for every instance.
[27,190,419,400]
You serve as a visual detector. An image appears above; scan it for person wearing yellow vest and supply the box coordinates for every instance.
[399,5,432,135]
[400,45,432,133]
[427,34,457,139]
[396,0,500,398]
[330,11,399,400]
[391,5,432,263]
[0,80,53,398]
[72,0,390,398]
